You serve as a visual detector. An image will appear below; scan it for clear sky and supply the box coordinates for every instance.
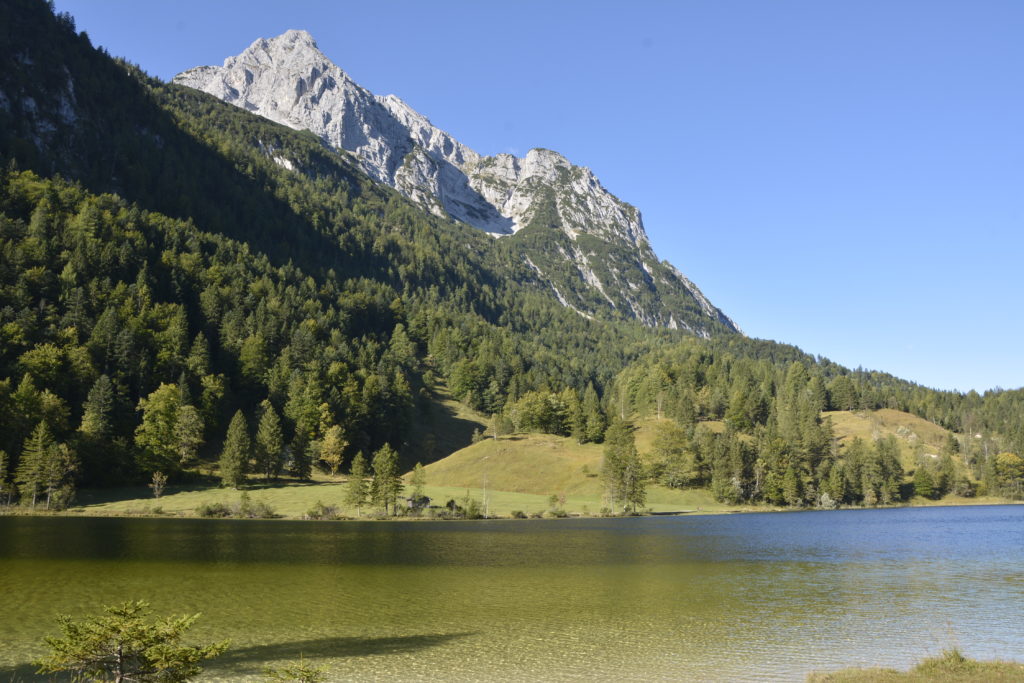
[55,0,1024,393]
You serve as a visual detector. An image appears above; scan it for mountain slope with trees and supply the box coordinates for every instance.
[0,0,1021,510]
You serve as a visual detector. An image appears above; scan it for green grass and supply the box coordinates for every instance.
[808,649,1024,682]
[420,431,742,515]
[62,407,1000,521]
[72,478,353,518]
[825,408,954,469]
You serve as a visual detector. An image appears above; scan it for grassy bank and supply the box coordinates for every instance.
[808,649,1024,681]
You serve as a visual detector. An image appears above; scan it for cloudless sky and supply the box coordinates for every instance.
[55,0,1024,393]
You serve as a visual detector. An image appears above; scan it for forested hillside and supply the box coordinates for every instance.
[0,0,1021,510]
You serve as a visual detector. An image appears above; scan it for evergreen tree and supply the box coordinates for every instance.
[254,401,284,480]
[370,444,402,515]
[344,451,368,515]
[582,383,606,443]
[79,374,113,438]
[16,421,52,507]
[913,465,935,499]
[218,410,249,489]
[782,463,803,507]
[601,420,645,513]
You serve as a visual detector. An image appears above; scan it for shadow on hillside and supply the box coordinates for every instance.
[403,394,486,469]
[209,632,475,675]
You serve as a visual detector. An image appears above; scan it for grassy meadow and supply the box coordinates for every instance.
[51,408,1014,521]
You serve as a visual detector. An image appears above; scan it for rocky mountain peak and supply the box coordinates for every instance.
[173,31,739,334]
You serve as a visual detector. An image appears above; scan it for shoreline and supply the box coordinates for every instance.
[3,495,1019,524]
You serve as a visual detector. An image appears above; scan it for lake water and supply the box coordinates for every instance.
[1,505,1022,681]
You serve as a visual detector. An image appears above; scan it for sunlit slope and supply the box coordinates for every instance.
[825,408,954,467]
[420,429,729,511]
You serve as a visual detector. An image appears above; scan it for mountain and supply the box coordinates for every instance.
[1,0,1021,506]
[174,30,738,333]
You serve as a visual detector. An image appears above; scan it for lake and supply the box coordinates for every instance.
[1,505,1022,681]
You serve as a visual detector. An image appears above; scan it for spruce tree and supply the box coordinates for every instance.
[345,451,368,515]
[582,383,606,444]
[370,444,402,515]
[219,410,249,489]
[79,374,113,438]
[601,419,645,512]
[16,422,51,507]
[254,401,284,480]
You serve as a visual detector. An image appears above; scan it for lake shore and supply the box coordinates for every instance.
[3,478,1018,522]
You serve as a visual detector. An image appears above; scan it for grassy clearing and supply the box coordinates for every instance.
[825,409,954,468]
[808,649,1024,682]
[421,430,740,515]
[59,407,998,521]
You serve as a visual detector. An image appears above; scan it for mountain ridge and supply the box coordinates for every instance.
[174,29,739,334]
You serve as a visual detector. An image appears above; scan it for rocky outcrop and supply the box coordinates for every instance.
[174,30,739,334]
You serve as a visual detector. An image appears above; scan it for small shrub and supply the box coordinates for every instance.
[196,502,233,518]
[238,498,276,519]
[510,510,527,519]
[304,500,339,521]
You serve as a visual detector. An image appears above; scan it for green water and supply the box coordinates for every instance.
[2,506,1023,681]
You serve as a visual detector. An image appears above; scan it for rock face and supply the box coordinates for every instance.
[175,30,739,334]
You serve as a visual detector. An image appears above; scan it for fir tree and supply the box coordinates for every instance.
[344,451,368,515]
[219,410,250,489]
[370,444,402,515]
[79,374,113,438]
[16,421,52,507]
[254,401,284,480]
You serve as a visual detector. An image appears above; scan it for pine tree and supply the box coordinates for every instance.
[219,410,250,489]
[370,444,402,515]
[254,401,284,480]
[344,451,368,515]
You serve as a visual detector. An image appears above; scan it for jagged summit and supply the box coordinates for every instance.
[173,31,739,334]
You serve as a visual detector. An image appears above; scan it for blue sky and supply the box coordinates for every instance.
[56,1,1024,393]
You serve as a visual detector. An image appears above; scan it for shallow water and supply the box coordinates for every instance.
[2,505,1022,681]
